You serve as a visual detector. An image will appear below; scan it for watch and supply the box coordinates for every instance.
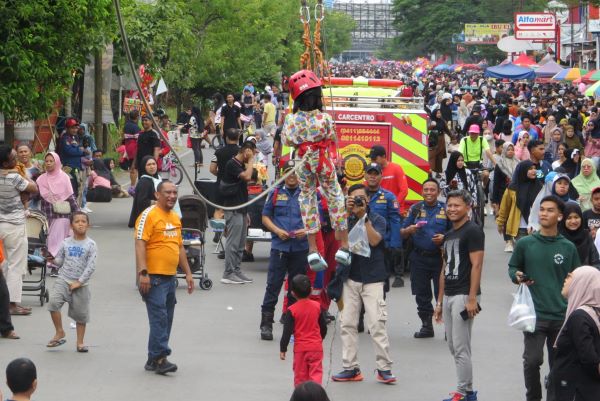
[138,269,148,277]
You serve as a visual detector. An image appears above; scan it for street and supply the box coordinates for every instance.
[0,149,537,401]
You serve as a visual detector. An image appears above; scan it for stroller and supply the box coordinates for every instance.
[24,210,50,305]
[178,195,212,290]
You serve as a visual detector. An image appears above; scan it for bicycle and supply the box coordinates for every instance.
[158,151,183,185]
[466,164,492,228]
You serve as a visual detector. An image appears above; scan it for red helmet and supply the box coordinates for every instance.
[289,70,322,100]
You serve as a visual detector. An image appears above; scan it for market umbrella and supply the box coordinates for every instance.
[585,80,600,97]
[582,70,600,83]
[434,64,449,71]
[552,67,588,81]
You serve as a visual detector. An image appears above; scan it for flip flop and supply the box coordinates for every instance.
[10,307,31,316]
[46,338,66,348]
[1,331,20,340]
[77,345,89,353]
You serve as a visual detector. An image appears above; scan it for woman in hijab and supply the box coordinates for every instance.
[493,142,518,212]
[542,114,558,144]
[561,148,581,179]
[559,204,600,267]
[128,156,161,228]
[86,158,112,203]
[572,158,600,211]
[37,152,79,276]
[103,158,129,198]
[545,127,563,164]
[428,109,449,177]
[547,266,600,401]
[442,151,477,204]
[496,160,543,241]
[514,130,531,161]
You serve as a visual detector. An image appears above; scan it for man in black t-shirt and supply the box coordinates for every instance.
[210,128,241,187]
[221,93,242,132]
[434,189,483,401]
[134,115,161,175]
[582,186,600,238]
[220,140,257,285]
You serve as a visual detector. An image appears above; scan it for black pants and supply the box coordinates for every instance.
[86,186,112,203]
[409,251,442,315]
[260,249,308,314]
[191,137,203,164]
[0,271,14,336]
[523,319,563,401]
[68,168,80,197]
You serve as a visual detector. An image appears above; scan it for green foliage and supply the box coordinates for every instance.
[390,0,548,60]
[0,0,115,121]
[322,11,356,58]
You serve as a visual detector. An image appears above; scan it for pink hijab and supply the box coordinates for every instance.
[555,265,600,346]
[36,152,74,203]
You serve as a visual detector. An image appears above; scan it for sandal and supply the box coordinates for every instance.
[335,248,352,266]
[47,338,66,348]
[1,331,20,340]
[77,345,89,353]
[9,306,31,316]
[307,252,328,272]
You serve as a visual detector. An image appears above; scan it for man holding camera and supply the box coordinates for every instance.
[332,184,395,384]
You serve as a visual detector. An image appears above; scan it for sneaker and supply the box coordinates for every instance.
[332,368,363,382]
[335,248,352,265]
[376,369,397,384]
[241,250,254,262]
[82,206,93,213]
[443,392,466,401]
[144,358,157,371]
[212,232,221,244]
[504,241,513,253]
[217,251,225,260]
[466,391,478,401]
[155,357,178,375]
[220,274,245,284]
[235,271,253,283]
[391,277,404,288]
[50,268,58,278]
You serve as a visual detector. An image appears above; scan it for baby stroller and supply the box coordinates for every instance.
[178,195,212,290]
[24,210,50,305]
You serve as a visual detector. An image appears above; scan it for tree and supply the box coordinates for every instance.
[0,0,114,144]
[322,11,356,59]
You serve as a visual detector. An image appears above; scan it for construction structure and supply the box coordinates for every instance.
[332,0,397,61]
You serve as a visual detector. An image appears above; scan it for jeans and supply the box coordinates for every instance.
[143,275,177,360]
[523,319,563,401]
[224,211,247,277]
[409,252,441,315]
[260,249,308,313]
[191,137,203,164]
[0,270,14,335]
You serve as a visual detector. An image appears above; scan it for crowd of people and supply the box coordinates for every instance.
[1,60,600,401]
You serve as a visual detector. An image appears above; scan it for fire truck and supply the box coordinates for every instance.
[282,77,430,205]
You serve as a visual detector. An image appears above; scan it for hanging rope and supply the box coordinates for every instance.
[299,0,313,71]
[312,0,329,80]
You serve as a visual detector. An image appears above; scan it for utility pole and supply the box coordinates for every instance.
[94,48,103,151]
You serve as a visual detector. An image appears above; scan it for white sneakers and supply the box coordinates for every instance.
[504,241,514,253]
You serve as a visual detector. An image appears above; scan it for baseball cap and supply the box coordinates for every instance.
[468,124,481,134]
[65,118,79,128]
[369,145,386,159]
[282,160,296,173]
[366,163,382,174]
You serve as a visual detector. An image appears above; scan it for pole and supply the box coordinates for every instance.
[94,49,103,150]
[596,34,600,69]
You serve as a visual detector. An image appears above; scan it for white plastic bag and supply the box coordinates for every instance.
[348,215,371,258]
[507,284,536,333]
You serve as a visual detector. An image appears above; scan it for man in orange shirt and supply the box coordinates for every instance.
[135,180,194,375]
[369,146,408,288]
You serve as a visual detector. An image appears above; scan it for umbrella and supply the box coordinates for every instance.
[552,68,588,81]
[585,80,600,97]
[434,64,449,71]
[582,70,600,83]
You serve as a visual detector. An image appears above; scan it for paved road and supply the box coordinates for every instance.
[0,148,542,401]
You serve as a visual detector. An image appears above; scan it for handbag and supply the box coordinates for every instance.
[52,200,72,215]
[219,180,240,197]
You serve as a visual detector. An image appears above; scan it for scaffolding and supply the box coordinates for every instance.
[333,0,397,60]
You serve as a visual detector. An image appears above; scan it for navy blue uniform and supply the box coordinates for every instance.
[402,200,451,314]
[260,185,308,314]
[368,188,401,283]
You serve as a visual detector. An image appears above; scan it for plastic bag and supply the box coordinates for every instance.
[348,215,370,258]
[507,284,536,333]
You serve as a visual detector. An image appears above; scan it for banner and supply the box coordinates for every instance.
[0,114,35,142]
[81,44,114,124]
[464,23,511,44]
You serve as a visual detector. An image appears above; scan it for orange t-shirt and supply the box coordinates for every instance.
[135,205,182,275]
[0,240,4,264]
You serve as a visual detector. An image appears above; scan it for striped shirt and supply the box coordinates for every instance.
[0,172,28,225]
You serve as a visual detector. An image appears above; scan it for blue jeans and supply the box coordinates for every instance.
[260,249,308,314]
[143,275,177,360]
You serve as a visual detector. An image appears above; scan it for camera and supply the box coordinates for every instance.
[354,197,364,207]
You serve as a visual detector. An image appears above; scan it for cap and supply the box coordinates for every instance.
[369,145,386,159]
[141,114,152,120]
[468,124,481,134]
[366,163,381,174]
[282,160,296,173]
[65,118,79,128]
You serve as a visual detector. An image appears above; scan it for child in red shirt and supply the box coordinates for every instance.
[280,275,328,387]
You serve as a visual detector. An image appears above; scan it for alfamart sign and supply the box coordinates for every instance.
[514,12,556,40]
